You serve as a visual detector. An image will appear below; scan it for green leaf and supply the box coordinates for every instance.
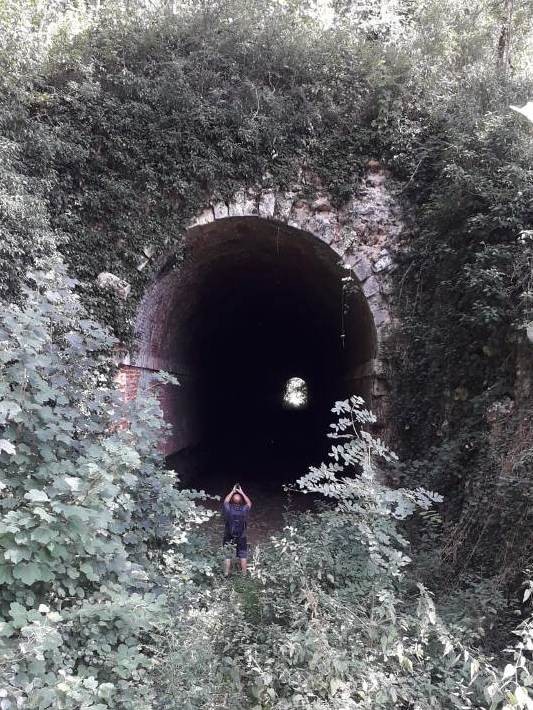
[4,547,29,564]
[0,439,16,455]
[0,565,13,584]
[0,622,14,637]
[30,527,57,544]
[12,562,52,585]
[80,561,99,581]
[503,663,516,680]
[24,489,49,503]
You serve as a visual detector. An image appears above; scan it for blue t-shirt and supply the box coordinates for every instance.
[223,502,250,537]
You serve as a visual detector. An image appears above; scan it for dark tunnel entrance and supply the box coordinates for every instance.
[134,217,377,498]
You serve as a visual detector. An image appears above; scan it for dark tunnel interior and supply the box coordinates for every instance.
[135,217,376,498]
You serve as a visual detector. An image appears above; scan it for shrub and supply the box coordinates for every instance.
[155,397,510,709]
[0,265,210,708]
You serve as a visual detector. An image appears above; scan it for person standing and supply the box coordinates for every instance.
[222,484,252,575]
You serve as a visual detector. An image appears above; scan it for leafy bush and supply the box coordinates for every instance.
[157,397,526,709]
[0,265,210,708]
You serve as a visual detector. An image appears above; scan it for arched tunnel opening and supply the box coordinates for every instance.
[134,217,377,500]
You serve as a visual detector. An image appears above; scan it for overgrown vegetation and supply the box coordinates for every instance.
[0,265,212,706]
[1,0,533,707]
[155,399,533,709]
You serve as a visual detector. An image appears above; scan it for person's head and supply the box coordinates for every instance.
[231,492,243,505]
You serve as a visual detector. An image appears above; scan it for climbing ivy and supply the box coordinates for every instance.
[22,3,380,340]
[387,79,533,582]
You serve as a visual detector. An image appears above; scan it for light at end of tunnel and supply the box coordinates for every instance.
[283,377,309,409]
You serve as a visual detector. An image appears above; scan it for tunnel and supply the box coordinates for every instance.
[133,217,377,497]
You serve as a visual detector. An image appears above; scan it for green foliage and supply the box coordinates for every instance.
[388,101,533,580]
[0,0,68,301]
[2,4,528,544]
[156,397,510,709]
[0,96,59,302]
[1,0,533,705]
[0,266,211,707]
[377,6,533,583]
[2,0,532,495]
[31,1,383,339]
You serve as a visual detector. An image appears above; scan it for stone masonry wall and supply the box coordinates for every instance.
[181,161,407,431]
[113,161,409,445]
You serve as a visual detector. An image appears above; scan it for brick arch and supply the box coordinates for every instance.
[122,167,403,468]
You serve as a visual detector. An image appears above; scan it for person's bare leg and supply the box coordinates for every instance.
[223,558,231,576]
[239,557,247,574]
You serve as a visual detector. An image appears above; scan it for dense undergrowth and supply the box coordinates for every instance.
[155,400,533,709]
[0,265,214,707]
[1,0,533,707]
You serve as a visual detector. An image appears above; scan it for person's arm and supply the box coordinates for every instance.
[236,485,252,509]
[224,485,237,505]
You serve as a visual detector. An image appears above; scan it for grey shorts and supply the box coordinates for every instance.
[223,533,248,559]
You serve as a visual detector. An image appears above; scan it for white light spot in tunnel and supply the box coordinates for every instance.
[283,377,308,409]
[135,217,378,487]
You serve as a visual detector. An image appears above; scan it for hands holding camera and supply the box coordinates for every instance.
[224,482,252,508]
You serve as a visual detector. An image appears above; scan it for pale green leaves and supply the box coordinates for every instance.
[12,562,53,585]
[503,663,516,680]
[63,476,80,491]
[0,401,21,423]
[24,489,49,503]
[0,439,16,455]
[4,547,30,564]
[524,584,533,603]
